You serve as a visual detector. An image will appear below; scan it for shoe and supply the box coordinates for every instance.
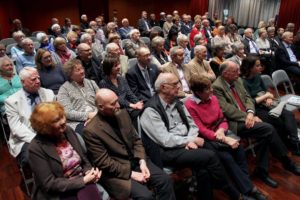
[249,188,268,200]
[254,170,278,188]
[283,161,300,176]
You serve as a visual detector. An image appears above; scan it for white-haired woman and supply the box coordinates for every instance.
[36,32,54,51]
[124,29,147,58]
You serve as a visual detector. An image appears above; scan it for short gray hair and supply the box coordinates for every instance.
[170,46,183,58]
[105,42,119,52]
[219,61,230,75]
[19,67,38,81]
[0,57,14,71]
[267,26,275,33]
[36,32,47,43]
[129,29,139,38]
[151,36,165,48]
[231,42,244,54]
[21,38,33,47]
[194,33,203,43]
[62,59,83,80]
[51,24,61,31]
[194,45,206,54]
[12,31,25,40]
[80,33,92,43]
[282,31,293,39]
[154,73,171,92]
[177,34,188,45]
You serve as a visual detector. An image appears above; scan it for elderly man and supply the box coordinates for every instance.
[126,47,160,103]
[124,29,147,58]
[119,18,133,40]
[226,42,246,66]
[10,31,25,58]
[10,18,31,37]
[47,18,59,35]
[15,38,36,73]
[180,14,192,35]
[76,43,103,84]
[140,73,250,200]
[212,61,300,188]
[187,45,216,81]
[177,34,191,64]
[92,19,106,45]
[138,11,151,37]
[83,88,175,200]
[275,31,300,76]
[242,28,260,55]
[105,42,128,75]
[80,14,89,31]
[5,67,55,166]
[82,30,104,61]
[161,46,192,97]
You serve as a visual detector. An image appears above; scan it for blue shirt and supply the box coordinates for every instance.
[283,41,297,62]
[15,52,36,73]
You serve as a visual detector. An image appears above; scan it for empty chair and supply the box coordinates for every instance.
[272,69,300,110]
[140,36,150,47]
[0,38,15,46]
[31,31,45,37]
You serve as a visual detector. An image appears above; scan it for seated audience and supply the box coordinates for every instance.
[267,26,280,52]
[275,31,300,77]
[76,43,103,84]
[94,18,106,45]
[190,33,208,59]
[10,31,25,58]
[99,56,143,117]
[35,49,66,94]
[212,26,232,56]
[15,38,36,73]
[185,74,267,200]
[57,59,98,134]
[159,12,166,28]
[149,13,159,27]
[5,67,55,166]
[227,24,241,43]
[187,45,216,81]
[212,61,300,188]
[124,29,147,58]
[138,11,152,37]
[177,34,191,64]
[119,18,133,40]
[105,42,128,75]
[140,72,250,200]
[36,32,54,52]
[210,44,226,77]
[83,88,175,200]
[47,18,59,35]
[10,19,31,37]
[181,14,192,35]
[52,37,76,66]
[212,20,222,37]
[253,21,267,41]
[51,24,67,41]
[189,19,205,48]
[28,102,102,200]
[80,32,103,62]
[107,33,124,55]
[164,26,179,53]
[62,17,73,34]
[161,46,192,97]
[104,22,120,41]
[0,57,22,115]
[162,14,174,37]
[241,55,300,155]
[126,47,160,103]
[202,19,213,43]
[256,28,273,74]
[151,36,169,67]
[227,42,246,67]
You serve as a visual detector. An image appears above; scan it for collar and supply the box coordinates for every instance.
[282,41,290,48]
[137,62,147,71]
[159,95,176,110]
[191,94,211,104]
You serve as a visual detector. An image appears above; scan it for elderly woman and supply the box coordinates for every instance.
[212,26,233,56]
[36,32,54,52]
[124,29,147,58]
[52,37,76,66]
[241,56,300,156]
[35,49,66,94]
[99,56,143,119]
[227,42,245,66]
[185,74,267,200]
[0,57,22,115]
[57,59,99,134]
[256,28,273,74]
[10,31,25,58]
[66,31,79,52]
[210,44,226,76]
[28,102,102,200]
[151,36,169,66]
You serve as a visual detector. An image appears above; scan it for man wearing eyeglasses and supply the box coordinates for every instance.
[140,72,249,200]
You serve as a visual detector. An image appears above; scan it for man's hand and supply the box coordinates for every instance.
[245,112,255,129]
[139,160,150,180]
[194,137,205,147]
[215,128,226,142]
[131,171,147,183]
[185,142,198,150]
[254,116,262,123]
[265,98,273,107]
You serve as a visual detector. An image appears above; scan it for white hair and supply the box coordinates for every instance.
[51,23,61,31]
[36,32,47,42]
[105,42,118,52]
[154,73,172,92]
[80,33,92,43]
[19,67,38,81]
[194,45,206,54]
[129,29,140,38]
[177,34,188,46]
[21,38,33,47]
[12,31,25,40]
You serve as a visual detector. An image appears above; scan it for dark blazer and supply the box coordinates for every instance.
[138,18,151,36]
[83,109,146,199]
[275,42,299,69]
[242,38,259,55]
[180,23,192,35]
[126,63,160,102]
[212,77,255,134]
[28,126,91,200]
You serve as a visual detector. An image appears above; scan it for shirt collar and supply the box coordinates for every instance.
[283,41,290,48]
[191,94,211,104]
[137,62,147,71]
[159,95,176,110]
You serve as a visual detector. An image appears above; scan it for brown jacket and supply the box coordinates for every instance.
[161,61,192,97]
[83,109,146,199]
[186,57,216,81]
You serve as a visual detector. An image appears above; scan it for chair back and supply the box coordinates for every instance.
[140,37,150,47]
[0,38,15,46]
[121,39,130,49]
[260,74,280,98]
[272,69,295,95]
[128,58,137,70]
[6,43,17,56]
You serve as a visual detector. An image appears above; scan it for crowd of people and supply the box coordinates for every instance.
[1,9,300,200]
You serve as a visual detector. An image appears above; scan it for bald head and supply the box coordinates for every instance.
[77,43,92,60]
[96,89,120,116]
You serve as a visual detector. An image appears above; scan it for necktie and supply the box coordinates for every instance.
[230,85,246,112]
[143,68,153,95]
[28,93,39,106]
[250,40,259,54]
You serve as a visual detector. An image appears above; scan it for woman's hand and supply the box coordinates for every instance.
[83,168,101,184]
[265,98,273,107]
[130,101,144,110]
[224,137,239,149]
[215,128,226,142]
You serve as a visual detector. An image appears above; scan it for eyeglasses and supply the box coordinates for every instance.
[164,80,180,87]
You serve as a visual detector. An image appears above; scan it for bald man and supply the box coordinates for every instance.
[83,89,175,200]
[76,43,103,84]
